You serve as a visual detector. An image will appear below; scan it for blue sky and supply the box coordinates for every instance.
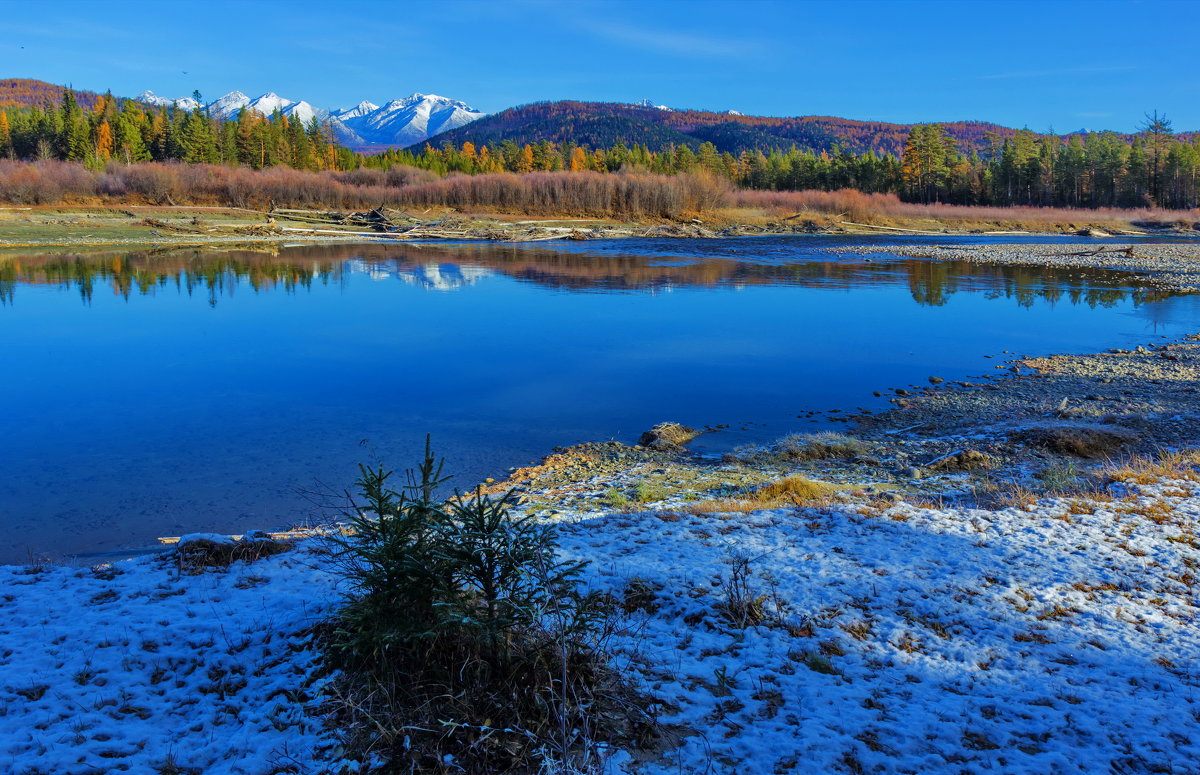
[1,0,1194,132]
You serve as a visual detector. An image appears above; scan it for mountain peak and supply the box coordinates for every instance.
[138,86,486,149]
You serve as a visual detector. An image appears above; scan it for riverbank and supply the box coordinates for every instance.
[4,329,1199,773]
[3,204,1199,251]
[4,229,1200,772]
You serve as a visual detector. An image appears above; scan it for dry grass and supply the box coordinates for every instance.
[686,475,839,515]
[727,432,869,465]
[1104,449,1200,484]
[637,422,701,450]
[1012,425,1137,459]
[175,534,291,570]
[755,475,839,504]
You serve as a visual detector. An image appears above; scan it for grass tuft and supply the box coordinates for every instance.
[1012,425,1136,459]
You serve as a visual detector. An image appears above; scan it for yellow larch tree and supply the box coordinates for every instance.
[569,146,588,172]
[95,121,114,161]
[0,111,10,156]
[517,144,535,173]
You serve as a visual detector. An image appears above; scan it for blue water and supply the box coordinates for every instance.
[2,236,1198,561]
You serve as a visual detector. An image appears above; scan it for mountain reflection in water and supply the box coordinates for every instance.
[0,241,1177,310]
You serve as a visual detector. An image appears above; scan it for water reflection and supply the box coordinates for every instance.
[2,237,1197,562]
[0,241,1178,311]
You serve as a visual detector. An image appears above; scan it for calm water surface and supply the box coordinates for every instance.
[3,236,1199,561]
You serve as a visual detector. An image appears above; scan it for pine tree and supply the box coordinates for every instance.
[1139,110,1173,205]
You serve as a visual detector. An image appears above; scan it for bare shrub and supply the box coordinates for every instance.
[113,163,182,205]
[716,556,768,627]
[0,160,96,204]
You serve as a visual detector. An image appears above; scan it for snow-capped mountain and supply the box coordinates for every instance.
[135,89,485,148]
[347,93,483,147]
[135,90,202,112]
[634,98,673,111]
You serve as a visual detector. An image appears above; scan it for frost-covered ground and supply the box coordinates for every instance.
[564,477,1200,774]
[2,476,1198,774]
[0,544,342,775]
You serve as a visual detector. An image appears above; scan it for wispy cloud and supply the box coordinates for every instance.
[981,65,1139,80]
[586,21,758,58]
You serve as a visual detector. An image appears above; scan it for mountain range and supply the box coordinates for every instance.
[136,89,486,150]
[2,78,1189,160]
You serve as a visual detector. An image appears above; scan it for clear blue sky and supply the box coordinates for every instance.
[1,0,1194,132]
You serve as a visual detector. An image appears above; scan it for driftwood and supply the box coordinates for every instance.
[836,220,940,234]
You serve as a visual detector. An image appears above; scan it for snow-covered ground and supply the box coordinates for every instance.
[0,544,342,774]
[2,476,1198,774]
[562,478,1200,774]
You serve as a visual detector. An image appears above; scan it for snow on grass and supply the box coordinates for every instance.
[1,478,1198,773]
[557,479,1200,774]
[0,544,342,774]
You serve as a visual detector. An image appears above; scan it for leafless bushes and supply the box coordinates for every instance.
[0,160,731,218]
[393,170,732,218]
[736,188,904,222]
[0,160,97,204]
[736,186,1200,229]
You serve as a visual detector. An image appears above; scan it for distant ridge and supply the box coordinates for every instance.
[419,100,1029,156]
[0,78,103,110]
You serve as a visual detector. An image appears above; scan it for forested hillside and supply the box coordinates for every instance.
[420,100,1026,156]
[0,78,102,110]
[1,81,1198,211]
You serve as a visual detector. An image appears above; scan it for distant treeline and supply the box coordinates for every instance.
[386,118,1200,210]
[1,88,1198,211]
[0,89,351,170]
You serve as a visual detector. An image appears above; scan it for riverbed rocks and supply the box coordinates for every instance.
[823,242,1200,292]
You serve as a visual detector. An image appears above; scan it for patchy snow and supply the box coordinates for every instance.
[0,544,342,774]
[553,478,1200,774]
[3,476,1197,773]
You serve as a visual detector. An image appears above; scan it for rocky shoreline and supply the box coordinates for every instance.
[481,332,1200,520]
[825,242,1200,292]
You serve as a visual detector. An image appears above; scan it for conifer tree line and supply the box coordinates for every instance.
[1,89,1197,210]
[0,89,348,170]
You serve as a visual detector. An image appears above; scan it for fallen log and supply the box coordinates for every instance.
[837,221,941,234]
